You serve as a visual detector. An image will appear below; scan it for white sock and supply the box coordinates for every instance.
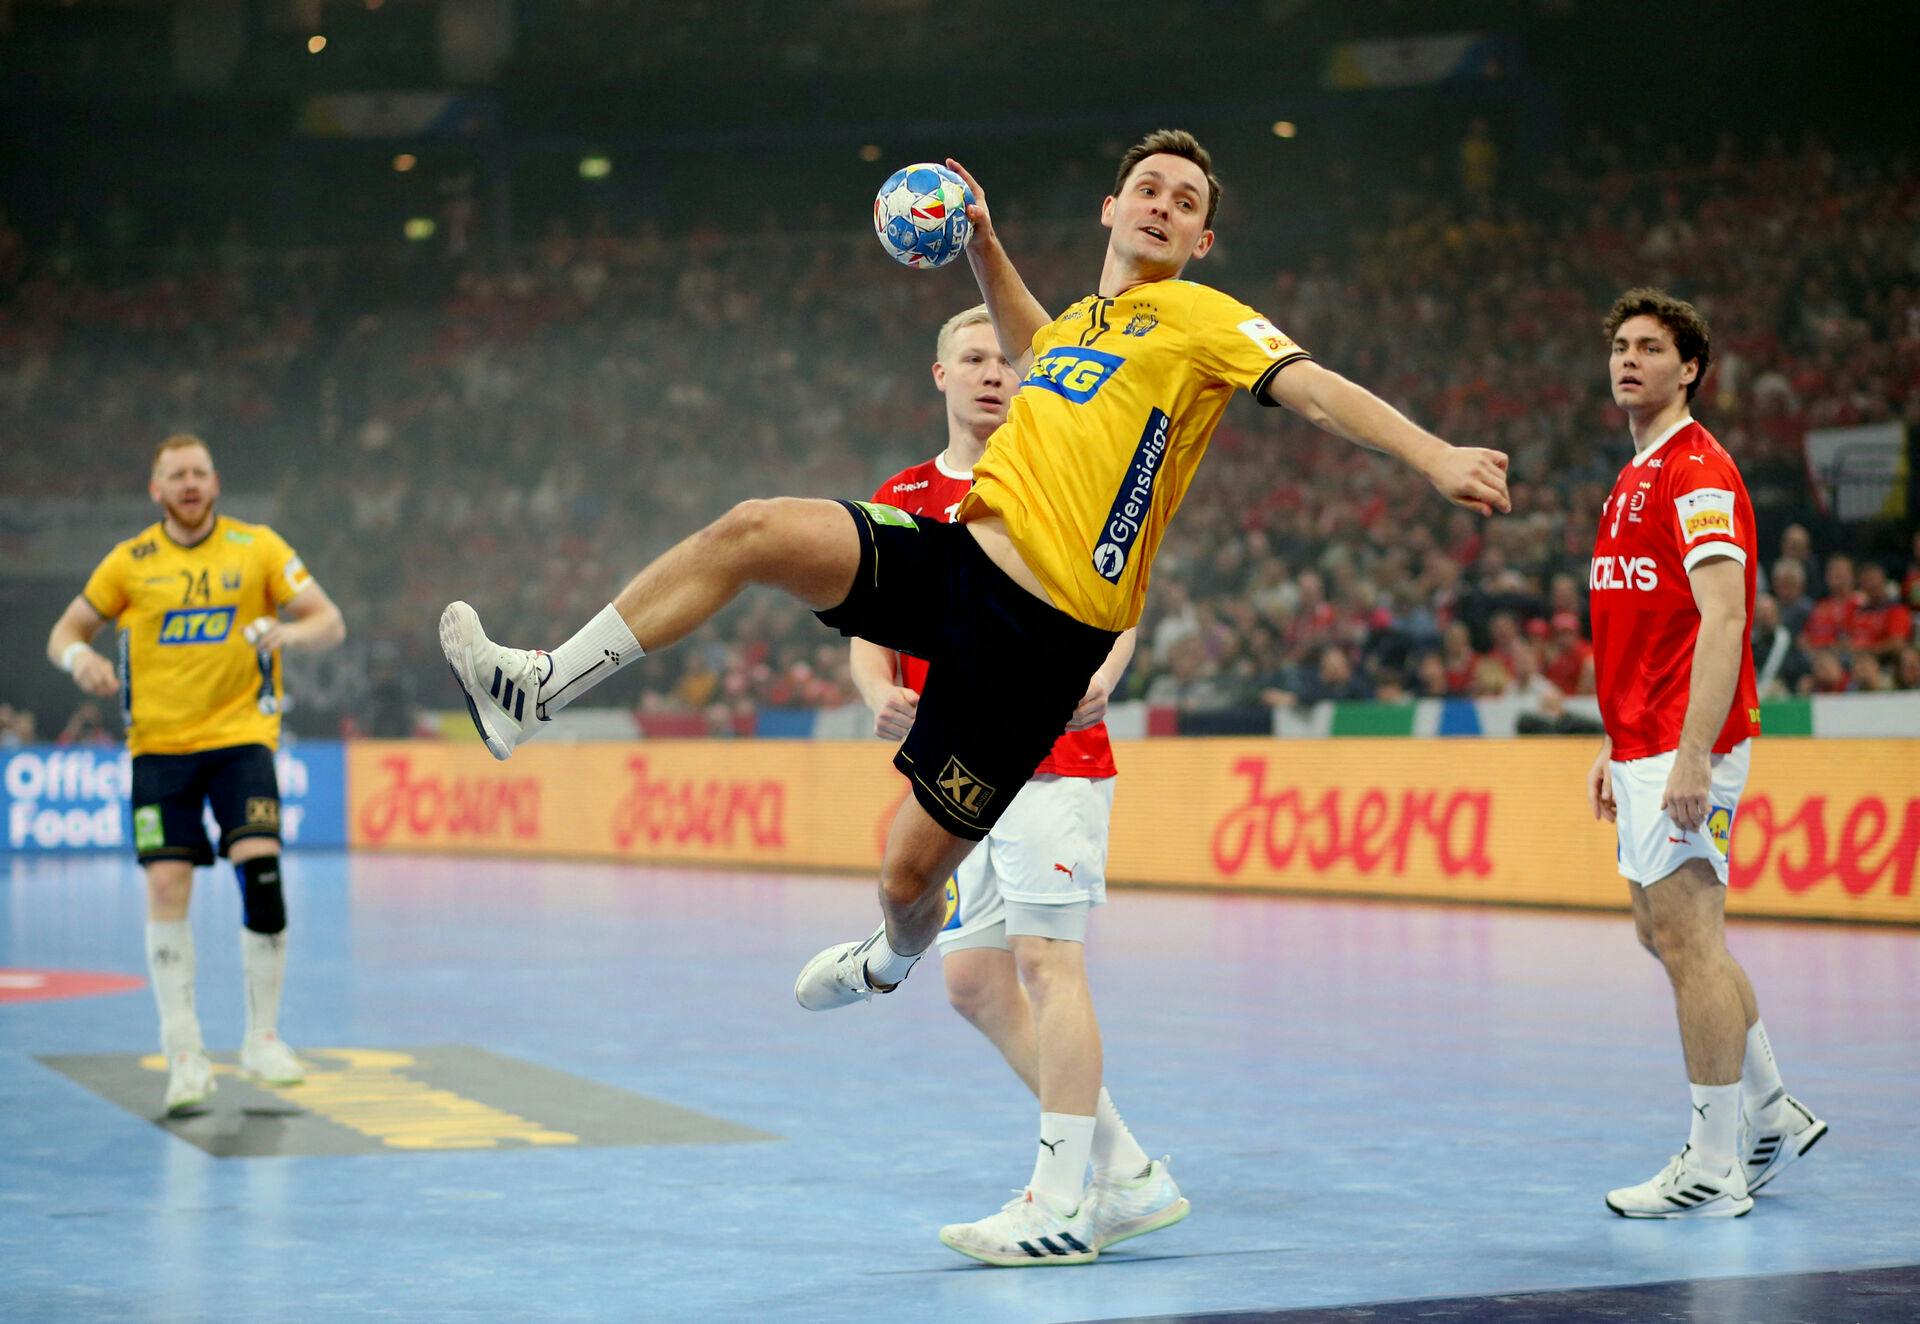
[145,920,202,1056]
[1029,1112,1096,1210]
[241,929,287,1040]
[1741,1019,1786,1116]
[1687,1082,1741,1171]
[1093,1087,1152,1180]
[858,925,920,988]
[537,604,643,716]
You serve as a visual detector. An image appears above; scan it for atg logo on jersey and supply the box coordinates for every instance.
[1092,408,1171,582]
[158,606,236,645]
[1025,347,1123,403]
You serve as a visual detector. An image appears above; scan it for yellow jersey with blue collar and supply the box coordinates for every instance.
[81,515,313,756]
[956,279,1309,630]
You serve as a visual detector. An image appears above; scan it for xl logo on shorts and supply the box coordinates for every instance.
[1092,407,1171,582]
[158,607,236,645]
[1024,347,1123,403]
[246,797,281,829]
[935,757,996,820]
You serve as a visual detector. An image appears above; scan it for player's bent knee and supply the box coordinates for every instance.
[235,855,286,934]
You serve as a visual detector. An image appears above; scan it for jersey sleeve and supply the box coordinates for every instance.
[1669,457,1748,573]
[1186,286,1312,406]
[259,526,316,607]
[80,546,130,621]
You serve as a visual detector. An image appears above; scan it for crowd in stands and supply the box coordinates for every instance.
[3,129,1916,740]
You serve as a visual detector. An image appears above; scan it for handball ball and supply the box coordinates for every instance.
[873,163,975,269]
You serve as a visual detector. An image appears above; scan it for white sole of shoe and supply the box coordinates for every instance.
[1606,1193,1752,1218]
[1748,1119,1828,1194]
[165,1080,215,1116]
[1097,1196,1191,1250]
[440,602,513,760]
[938,1230,1097,1267]
[243,1069,305,1088]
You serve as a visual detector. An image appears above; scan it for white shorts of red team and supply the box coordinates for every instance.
[1610,740,1751,886]
[936,774,1114,951]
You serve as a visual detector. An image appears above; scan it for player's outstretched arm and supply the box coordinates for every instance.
[850,637,918,741]
[1067,627,1137,731]
[946,159,1049,375]
[1262,359,1511,516]
[46,596,118,697]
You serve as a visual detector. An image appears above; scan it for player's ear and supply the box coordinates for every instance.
[931,361,948,392]
[1190,229,1215,260]
[1100,195,1115,230]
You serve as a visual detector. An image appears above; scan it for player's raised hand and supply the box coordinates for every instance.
[945,159,998,251]
[70,649,120,698]
[869,686,920,742]
[1429,446,1512,517]
[1067,674,1113,731]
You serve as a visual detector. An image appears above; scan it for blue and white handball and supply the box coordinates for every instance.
[872,163,975,269]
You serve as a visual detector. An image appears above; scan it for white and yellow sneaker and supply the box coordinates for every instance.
[440,601,546,760]
[240,1031,305,1087]
[1741,1092,1827,1193]
[940,1189,1099,1267]
[1606,1146,1752,1218]
[1088,1157,1190,1250]
[164,1050,216,1115]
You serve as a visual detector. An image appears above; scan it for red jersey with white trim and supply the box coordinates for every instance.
[1589,417,1761,761]
[873,457,1117,778]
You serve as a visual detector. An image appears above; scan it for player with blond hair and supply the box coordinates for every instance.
[47,435,346,1113]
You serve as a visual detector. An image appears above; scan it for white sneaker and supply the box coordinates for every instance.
[792,929,907,1011]
[939,1189,1099,1266]
[164,1050,216,1115]
[439,601,546,760]
[1740,1092,1827,1193]
[1606,1146,1752,1218]
[1087,1157,1190,1250]
[240,1031,306,1086]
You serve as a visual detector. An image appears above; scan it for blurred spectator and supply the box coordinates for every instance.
[1752,594,1810,699]
[1770,558,1815,639]
[1543,612,1595,696]
[1269,646,1374,708]
[57,703,115,746]
[0,703,36,747]
[1440,621,1481,696]
[1849,562,1913,660]
[1801,554,1858,652]
[1805,650,1850,695]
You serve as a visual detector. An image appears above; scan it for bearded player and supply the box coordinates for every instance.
[46,435,346,1114]
[1586,290,1826,1217]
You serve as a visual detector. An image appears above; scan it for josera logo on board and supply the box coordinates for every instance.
[0,743,347,854]
[346,739,1920,924]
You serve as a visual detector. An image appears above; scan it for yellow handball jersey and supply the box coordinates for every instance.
[957,279,1310,631]
[81,515,314,756]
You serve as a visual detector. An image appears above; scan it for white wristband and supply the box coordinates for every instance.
[60,641,90,674]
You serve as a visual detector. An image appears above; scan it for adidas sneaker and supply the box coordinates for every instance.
[164,1049,216,1116]
[939,1189,1099,1267]
[1087,1157,1190,1249]
[792,929,909,1011]
[1740,1092,1827,1193]
[1606,1145,1752,1218]
[439,601,546,760]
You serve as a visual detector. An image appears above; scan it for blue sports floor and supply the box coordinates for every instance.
[3,850,1916,1323]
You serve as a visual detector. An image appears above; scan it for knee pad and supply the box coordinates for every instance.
[235,856,286,934]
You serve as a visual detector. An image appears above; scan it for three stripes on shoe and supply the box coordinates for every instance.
[1018,1233,1091,1258]
[489,666,526,722]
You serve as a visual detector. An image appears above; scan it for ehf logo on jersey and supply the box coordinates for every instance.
[1024,347,1124,404]
[157,606,236,645]
[1092,408,1171,582]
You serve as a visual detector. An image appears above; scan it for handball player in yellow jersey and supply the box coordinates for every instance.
[46,435,345,1114]
[440,128,1507,1256]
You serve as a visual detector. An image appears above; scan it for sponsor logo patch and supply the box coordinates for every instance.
[157,606,235,645]
[245,797,281,829]
[1675,487,1737,544]
[1237,316,1299,360]
[133,804,164,852]
[935,756,996,820]
[1705,804,1734,857]
[1024,347,1124,403]
[941,875,962,930]
[853,501,917,529]
[1092,408,1172,583]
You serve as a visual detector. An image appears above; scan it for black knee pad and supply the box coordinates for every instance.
[235,856,286,934]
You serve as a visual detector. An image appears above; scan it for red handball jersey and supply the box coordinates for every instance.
[873,456,1118,778]
[1589,417,1761,761]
